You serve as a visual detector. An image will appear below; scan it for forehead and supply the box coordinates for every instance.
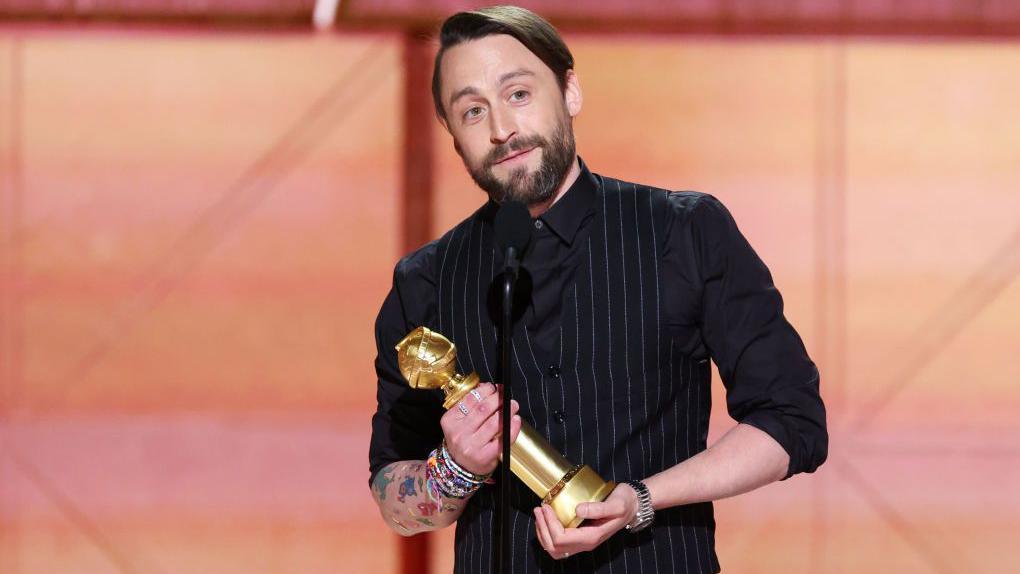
[440,34,555,100]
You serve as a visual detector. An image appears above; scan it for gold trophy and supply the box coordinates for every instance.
[395,326,616,528]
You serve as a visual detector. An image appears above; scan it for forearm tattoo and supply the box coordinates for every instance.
[371,460,466,533]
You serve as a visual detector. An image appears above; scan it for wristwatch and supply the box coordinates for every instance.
[622,480,654,533]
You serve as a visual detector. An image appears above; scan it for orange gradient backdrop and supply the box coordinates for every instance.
[0,28,1018,573]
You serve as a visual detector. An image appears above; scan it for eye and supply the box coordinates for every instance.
[463,106,484,121]
[509,90,529,103]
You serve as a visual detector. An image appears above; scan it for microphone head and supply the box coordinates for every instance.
[493,200,532,253]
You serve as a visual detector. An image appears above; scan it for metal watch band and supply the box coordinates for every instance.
[623,480,654,533]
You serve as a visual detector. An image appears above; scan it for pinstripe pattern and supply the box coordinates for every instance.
[668,340,689,571]
[460,220,478,573]
[571,286,584,463]
[524,329,551,434]
[651,199,678,574]
[439,176,719,573]
[587,237,603,473]
[684,355,703,574]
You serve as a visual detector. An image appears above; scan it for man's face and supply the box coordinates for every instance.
[439,34,582,206]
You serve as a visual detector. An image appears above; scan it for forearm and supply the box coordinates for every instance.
[644,423,789,510]
[370,460,471,535]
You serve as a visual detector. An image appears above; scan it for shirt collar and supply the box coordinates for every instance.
[536,156,599,246]
[478,156,599,246]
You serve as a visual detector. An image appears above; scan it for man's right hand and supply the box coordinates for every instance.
[440,382,522,476]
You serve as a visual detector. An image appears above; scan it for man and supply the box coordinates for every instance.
[369,5,827,573]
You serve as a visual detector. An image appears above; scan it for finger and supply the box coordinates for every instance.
[537,505,575,559]
[508,411,523,443]
[544,505,619,552]
[446,395,496,439]
[474,382,497,399]
[480,399,520,440]
[575,498,625,521]
[542,505,589,554]
[464,391,501,428]
[580,516,614,529]
[444,408,510,473]
[476,400,518,442]
[486,413,521,449]
[469,384,494,404]
[543,504,567,541]
[533,507,554,553]
[439,407,467,437]
[476,415,521,463]
[579,502,633,543]
[474,411,500,442]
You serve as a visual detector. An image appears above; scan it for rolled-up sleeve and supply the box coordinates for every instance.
[368,244,445,487]
[677,193,828,478]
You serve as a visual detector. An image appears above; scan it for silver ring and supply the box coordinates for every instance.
[470,389,483,402]
[562,552,570,559]
[457,402,470,416]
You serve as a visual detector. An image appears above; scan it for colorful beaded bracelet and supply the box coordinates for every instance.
[425,441,493,499]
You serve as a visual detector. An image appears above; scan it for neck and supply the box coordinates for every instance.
[527,156,581,218]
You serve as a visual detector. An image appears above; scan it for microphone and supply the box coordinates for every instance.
[493,200,532,278]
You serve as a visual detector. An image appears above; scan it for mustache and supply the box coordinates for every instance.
[484,135,547,168]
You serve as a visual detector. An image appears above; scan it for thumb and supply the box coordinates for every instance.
[575,501,615,520]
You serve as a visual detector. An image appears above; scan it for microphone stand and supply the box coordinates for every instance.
[493,200,529,574]
[499,245,518,574]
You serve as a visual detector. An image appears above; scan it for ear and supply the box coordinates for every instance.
[563,69,583,118]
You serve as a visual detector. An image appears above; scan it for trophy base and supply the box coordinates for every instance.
[545,464,617,529]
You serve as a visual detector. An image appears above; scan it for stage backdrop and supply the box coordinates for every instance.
[1,28,1018,573]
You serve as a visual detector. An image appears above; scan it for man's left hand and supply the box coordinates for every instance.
[533,482,640,559]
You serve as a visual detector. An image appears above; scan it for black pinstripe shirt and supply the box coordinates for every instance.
[370,158,827,573]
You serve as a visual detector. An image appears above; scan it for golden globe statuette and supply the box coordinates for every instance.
[395,326,616,528]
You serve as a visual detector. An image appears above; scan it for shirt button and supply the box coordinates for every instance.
[547,365,560,378]
[534,220,543,230]
[553,410,567,424]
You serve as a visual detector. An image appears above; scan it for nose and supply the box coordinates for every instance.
[488,105,517,145]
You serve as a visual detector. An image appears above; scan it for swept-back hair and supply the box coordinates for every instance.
[431,5,574,123]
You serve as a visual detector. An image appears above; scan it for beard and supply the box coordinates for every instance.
[461,115,576,207]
